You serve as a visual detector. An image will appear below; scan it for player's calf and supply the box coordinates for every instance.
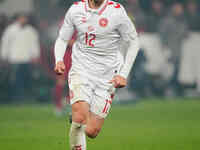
[70,101,89,150]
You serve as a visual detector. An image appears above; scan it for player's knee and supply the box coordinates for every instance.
[73,111,86,124]
[72,101,89,124]
[85,126,101,139]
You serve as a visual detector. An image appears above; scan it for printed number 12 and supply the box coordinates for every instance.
[85,32,96,47]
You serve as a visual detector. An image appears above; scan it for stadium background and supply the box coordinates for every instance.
[0,0,200,150]
[0,0,200,102]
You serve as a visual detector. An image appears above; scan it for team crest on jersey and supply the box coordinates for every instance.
[99,18,108,27]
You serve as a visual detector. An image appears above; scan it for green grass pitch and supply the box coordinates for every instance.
[0,99,200,150]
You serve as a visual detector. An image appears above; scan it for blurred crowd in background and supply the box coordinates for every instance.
[0,0,200,106]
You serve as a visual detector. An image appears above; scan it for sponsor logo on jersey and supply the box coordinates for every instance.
[88,25,95,31]
[99,18,108,27]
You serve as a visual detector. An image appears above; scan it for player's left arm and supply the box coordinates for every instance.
[111,6,140,88]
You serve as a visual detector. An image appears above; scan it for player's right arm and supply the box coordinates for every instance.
[54,5,75,75]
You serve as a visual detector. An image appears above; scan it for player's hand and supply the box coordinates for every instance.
[54,61,65,75]
[109,75,127,88]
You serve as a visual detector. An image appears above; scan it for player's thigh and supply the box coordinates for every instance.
[72,101,90,124]
[69,73,92,124]
[90,87,114,119]
[85,88,114,137]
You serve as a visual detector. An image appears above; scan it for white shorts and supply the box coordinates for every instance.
[68,72,115,118]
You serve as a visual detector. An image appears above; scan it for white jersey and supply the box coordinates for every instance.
[55,0,139,83]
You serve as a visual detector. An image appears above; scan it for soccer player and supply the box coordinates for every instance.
[54,0,139,149]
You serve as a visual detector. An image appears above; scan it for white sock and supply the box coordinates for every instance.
[69,122,86,150]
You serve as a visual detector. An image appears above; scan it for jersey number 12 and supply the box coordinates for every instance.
[85,32,96,47]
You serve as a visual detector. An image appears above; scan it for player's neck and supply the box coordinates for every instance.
[88,0,105,9]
